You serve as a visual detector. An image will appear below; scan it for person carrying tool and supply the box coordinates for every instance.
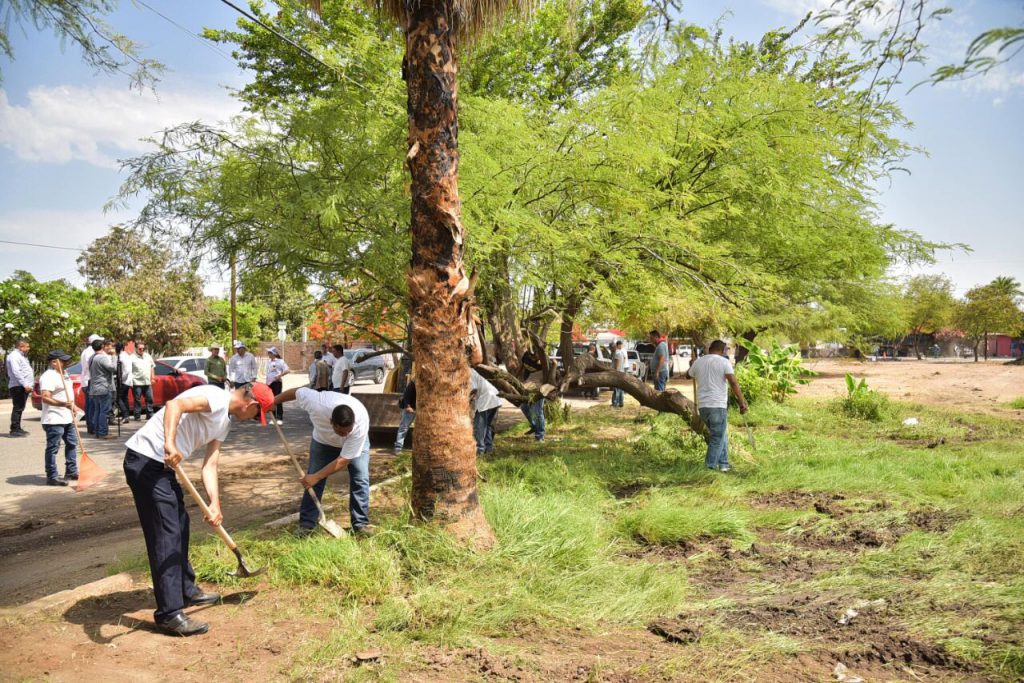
[684,339,748,472]
[122,382,275,636]
[38,350,78,486]
[273,386,371,537]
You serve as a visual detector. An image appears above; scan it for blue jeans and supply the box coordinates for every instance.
[394,409,415,450]
[89,392,112,436]
[43,423,78,480]
[83,385,94,433]
[473,407,498,454]
[611,387,624,407]
[299,437,371,531]
[654,370,669,392]
[132,384,154,419]
[699,407,729,469]
[519,399,545,440]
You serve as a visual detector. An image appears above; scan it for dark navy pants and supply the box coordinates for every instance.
[123,449,198,622]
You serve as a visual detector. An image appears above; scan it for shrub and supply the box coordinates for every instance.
[840,374,892,421]
[735,338,816,402]
[732,364,772,406]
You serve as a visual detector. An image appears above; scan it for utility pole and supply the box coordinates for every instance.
[230,253,238,341]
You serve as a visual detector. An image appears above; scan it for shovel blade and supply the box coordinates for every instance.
[319,517,345,539]
[228,547,265,578]
[74,452,108,492]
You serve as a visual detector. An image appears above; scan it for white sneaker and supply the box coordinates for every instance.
[720,465,732,472]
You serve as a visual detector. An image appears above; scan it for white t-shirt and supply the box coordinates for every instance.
[294,387,369,458]
[332,355,353,388]
[470,369,503,413]
[125,385,232,463]
[118,351,134,385]
[39,368,73,425]
[323,353,337,368]
[267,358,290,385]
[688,354,735,409]
[613,348,627,371]
[80,346,95,387]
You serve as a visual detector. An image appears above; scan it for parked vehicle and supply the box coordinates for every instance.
[31,360,207,412]
[157,355,208,379]
[345,349,388,384]
[626,350,648,381]
[548,343,613,371]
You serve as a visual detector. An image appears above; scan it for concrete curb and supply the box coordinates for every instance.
[0,572,135,619]
[264,471,411,528]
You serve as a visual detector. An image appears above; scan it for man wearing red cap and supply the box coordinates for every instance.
[122,382,275,637]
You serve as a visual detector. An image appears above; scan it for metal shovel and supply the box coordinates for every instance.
[172,464,264,577]
[270,417,345,538]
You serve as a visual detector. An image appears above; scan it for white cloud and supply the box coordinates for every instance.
[0,84,241,169]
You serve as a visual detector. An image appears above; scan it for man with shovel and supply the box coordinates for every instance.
[273,386,371,537]
[123,382,275,636]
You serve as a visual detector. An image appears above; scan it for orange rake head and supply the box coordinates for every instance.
[74,450,108,492]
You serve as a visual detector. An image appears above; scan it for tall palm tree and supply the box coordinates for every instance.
[370,0,531,546]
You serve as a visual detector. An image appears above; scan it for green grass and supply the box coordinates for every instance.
[1010,396,1024,410]
[144,397,1024,680]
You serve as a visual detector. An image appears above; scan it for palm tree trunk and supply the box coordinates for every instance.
[404,0,494,548]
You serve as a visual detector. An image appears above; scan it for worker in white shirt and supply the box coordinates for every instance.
[470,368,503,454]
[5,338,34,437]
[265,346,291,421]
[331,344,353,395]
[321,343,336,389]
[227,341,257,388]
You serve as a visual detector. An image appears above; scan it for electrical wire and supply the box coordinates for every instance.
[0,239,84,252]
[135,0,236,63]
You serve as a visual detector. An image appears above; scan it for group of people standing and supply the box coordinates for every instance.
[80,335,158,439]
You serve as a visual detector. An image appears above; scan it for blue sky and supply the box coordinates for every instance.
[0,0,1021,298]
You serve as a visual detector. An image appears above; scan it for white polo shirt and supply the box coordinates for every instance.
[267,358,290,385]
[294,387,368,459]
[125,385,232,462]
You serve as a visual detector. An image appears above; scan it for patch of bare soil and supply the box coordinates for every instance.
[0,577,331,682]
[798,358,1023,418]
[609,482,655,499]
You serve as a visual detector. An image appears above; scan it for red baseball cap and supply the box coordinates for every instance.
[249,382,276,426]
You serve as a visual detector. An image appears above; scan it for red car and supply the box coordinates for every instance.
[31,360,206,412]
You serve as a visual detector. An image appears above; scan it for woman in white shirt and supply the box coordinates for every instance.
[265,347,291,421]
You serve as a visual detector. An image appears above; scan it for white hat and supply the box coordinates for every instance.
[268,346,279,356]
[87,334,104,343]
[233,340,245,349]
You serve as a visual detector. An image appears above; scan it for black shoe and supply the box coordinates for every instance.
[185,591,221,607]
[10,430,28,438]
[156,613,209,637]
[295,526,315,538]
[64,473,79,481]
[46,478,69,487]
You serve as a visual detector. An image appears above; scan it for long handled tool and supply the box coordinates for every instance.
[57,361,108,492]
[270,417,344,538]
[171,464,264,577]
[740,412,756,450]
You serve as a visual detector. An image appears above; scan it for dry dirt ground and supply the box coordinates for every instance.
[796,357,1023,417]
[0,363,1019,682]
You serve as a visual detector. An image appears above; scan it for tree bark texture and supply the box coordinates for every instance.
[404,1,493,548]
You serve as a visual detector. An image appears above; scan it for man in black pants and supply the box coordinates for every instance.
[123,382,274,636]
[5,339,33,437]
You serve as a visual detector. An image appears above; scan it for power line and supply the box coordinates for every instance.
[135,0,235,63]
[0,239,84,252]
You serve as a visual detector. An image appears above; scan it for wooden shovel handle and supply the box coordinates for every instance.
[270,418,328,516]
[172,463,237,551]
